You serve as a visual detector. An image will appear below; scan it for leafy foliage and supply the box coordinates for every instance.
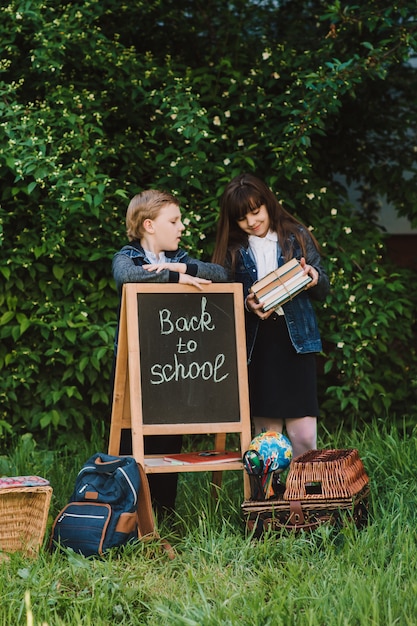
[0,0,417,444]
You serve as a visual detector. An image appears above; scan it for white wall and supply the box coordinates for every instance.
[378,203,417,235]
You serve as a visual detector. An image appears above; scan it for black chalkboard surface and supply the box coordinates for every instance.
[137,292,240,424]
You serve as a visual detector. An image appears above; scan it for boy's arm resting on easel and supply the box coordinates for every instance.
[188,258,229,282]
[112,252,173,288]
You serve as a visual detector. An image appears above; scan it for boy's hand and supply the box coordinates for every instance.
[179,274,211,290]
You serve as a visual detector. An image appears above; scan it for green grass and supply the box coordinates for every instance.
[1,419,417,625]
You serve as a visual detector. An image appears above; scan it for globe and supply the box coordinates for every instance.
[248,430,293,473]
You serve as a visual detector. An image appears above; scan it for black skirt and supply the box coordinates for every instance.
[248,314,319,419]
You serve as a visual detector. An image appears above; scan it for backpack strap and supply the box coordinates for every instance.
[136,463,175,560]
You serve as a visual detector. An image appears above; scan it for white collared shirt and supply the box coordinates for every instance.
[143,249,167,264]
[248,230,278,278]
[248,230,284,315]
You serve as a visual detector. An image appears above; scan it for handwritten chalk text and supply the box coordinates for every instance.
[159,297,215,335]
[150,353,228,384]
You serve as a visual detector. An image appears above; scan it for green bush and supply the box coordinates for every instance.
[0,1,416,445]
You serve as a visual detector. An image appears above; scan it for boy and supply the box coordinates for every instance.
[112,189,228,517]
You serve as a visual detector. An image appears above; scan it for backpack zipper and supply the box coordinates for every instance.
[117,466,138,506]
[58,511,107,523]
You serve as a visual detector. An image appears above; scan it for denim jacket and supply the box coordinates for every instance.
[112,241,228,295]
[227,230,330,361]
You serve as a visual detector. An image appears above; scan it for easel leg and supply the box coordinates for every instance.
[108,295,129,456]
[210,433,227,498]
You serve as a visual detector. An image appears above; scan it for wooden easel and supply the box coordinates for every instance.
[108,283,252,499]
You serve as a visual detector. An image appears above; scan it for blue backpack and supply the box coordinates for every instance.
[50,453,156,557]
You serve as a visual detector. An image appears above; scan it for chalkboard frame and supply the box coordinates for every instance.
[108,283,252,493]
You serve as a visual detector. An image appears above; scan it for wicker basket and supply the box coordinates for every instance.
[242,485,370,536]
[284,448,369,500]
[0,485,53,556]
[242,449,370,536]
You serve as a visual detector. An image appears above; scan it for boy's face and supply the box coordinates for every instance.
[148,203,185,253]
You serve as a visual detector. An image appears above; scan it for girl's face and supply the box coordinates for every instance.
[236,204,270,238]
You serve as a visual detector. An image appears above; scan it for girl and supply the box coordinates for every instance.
[212,174,330,458]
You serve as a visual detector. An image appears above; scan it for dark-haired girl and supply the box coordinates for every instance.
[213,174,330,458]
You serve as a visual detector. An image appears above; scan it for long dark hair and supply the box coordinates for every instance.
[212,173,320,267]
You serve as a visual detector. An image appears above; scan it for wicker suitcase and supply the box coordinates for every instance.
[0,477,52,557]
[242,449,370,536]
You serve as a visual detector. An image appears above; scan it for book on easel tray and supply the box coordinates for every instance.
[250,258,312,312]
[163,450,242,465]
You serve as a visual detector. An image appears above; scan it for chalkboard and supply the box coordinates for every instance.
[137,291,240,424]
[108,282,251,498]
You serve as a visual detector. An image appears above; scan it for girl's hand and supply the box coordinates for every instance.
[178,274,211,290]
[300,257,319,288]
[143,262,187,274]
[245,292,274,320]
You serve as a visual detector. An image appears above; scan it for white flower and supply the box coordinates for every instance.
[344,227,352,234]
[367,284,373,290]
[306,193,315,200]
[213,116,221,126]
[224,110,231,118]
[331,208,337,216]
[223,158,231,165]
[349,295,356,303]
[337,342,344,349]
[262,51,271,60]
[320,187,327,193]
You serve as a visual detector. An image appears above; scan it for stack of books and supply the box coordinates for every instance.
[250,258,312,312]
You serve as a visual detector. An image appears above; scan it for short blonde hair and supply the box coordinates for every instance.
[126,189,179,241]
